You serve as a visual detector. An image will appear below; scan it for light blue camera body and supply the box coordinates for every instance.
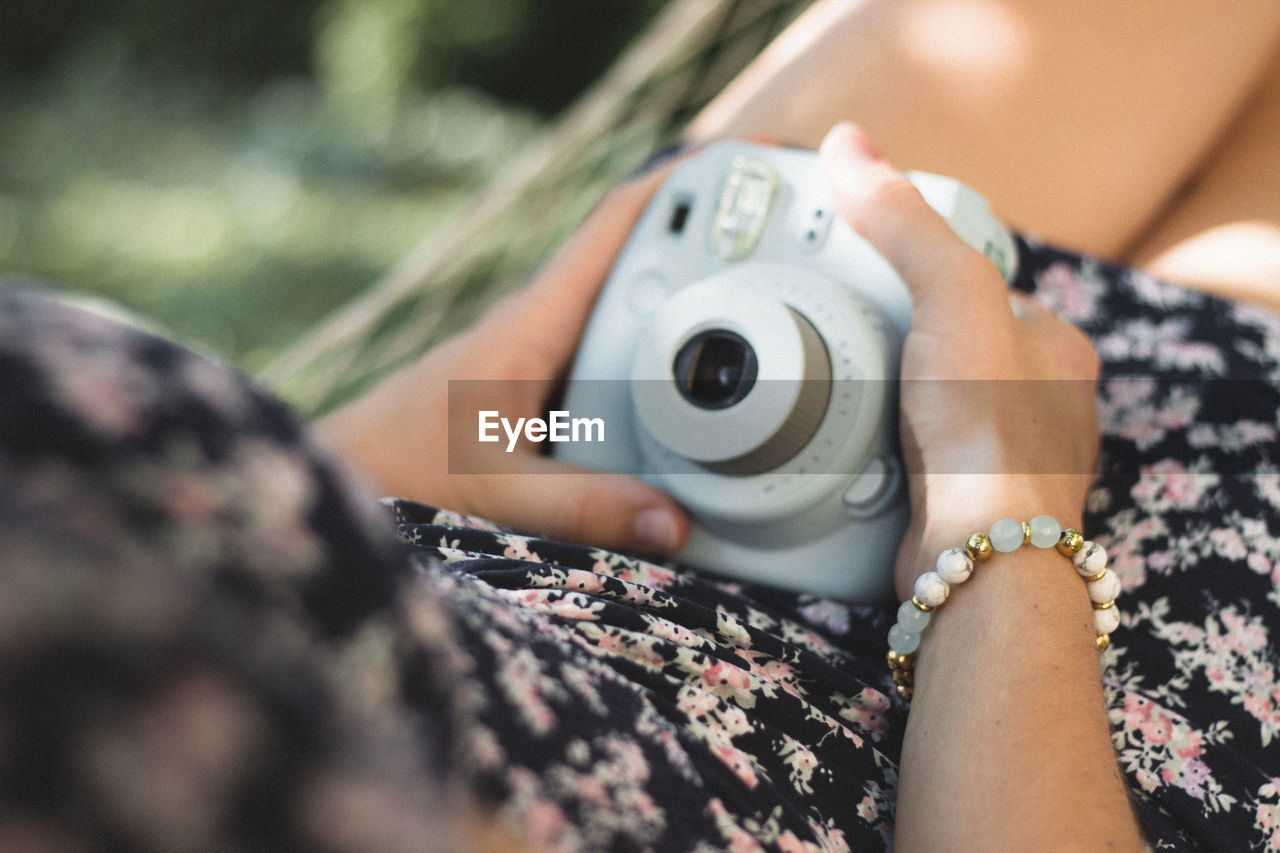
[556,141,1015,601]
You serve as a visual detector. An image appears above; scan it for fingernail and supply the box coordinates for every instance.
[633,506,681,554]
[823,122,883,164]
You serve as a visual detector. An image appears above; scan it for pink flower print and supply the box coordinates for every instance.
[706,798,765,853]
[595,629,628,657]
[1036,261,1102,323]
[609,740,649,784]
[712,743,760,790]
[1256,466,1280,510]
[1131,458,1219,512]
[715,610,753,648]
[797,600,851,635]
[718,705,753,738]
[1142,709,1174,746]
[609,556,677,588]
[701,660,756,707]
[627,637,666,671]
[730,832,765,853]
[1220,608,1267,652]
[500,534,542,562]
[1106,375,1157,408]
[856,794,878,823]
[545,594,603,622]
[644,616,705,650]
[1146,550,1178,576]
[621,584,655,606]
[1209,527,1249,562]
[1153,386,1201,429]
[1175,729,1205,761]
[1256,779,1280,848]
[1205,662,1229,686]
[1103,522,1158,588]
[1162,757,1213,801]
[777,830,811,853]
[575,774,610,806]
[1240,683,1276,726]
[838,688,892,735]
[1156,341,1226,374]
[754,658,801,697]
[779,736,819,794]
[676,685,719,720]
[563,569,605,595]
[1120,694,1161,735]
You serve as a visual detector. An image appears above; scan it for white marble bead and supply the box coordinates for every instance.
[897,599,932,631]
[913,571,951,608]
[1094,605,1121,635]
[888,623,922,655]
[989,518,1025,552]
[1028,514,1062,549]
[935,547,975,585]
[1073,541,1108,578]
[1087,570,1122,605]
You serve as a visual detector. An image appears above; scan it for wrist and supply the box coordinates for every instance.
[896,473,1090,597]
[887,512,1120,702]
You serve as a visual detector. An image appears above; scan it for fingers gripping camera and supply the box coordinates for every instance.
[556,141,1017,601]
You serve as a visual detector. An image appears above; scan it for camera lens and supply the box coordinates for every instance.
[672,329,758,409]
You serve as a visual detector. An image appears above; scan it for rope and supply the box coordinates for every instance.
[261,0,807,415]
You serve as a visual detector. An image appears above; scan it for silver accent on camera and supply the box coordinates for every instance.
[712,156,778,262]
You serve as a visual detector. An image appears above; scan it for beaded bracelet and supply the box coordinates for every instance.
[885,515,1120,701]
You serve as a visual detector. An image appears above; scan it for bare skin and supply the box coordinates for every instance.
[822,124,1140,851]
[687,0,1280,309]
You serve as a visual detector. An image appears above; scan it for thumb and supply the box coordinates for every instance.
[466,458,690,557]
[818,123,1010,331]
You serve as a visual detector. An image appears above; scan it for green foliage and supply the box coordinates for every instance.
[0,0,664,369]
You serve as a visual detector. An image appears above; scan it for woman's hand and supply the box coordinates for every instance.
[318,163,690,556]
[819,123,1101,601]
[821,123,1141,851]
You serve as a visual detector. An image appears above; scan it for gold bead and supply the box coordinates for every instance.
[896,684,913,702]
[1092,600,1116,611]
[1087,568,1108,583]
[1096,634,1111,652]
[910,594,933,613]
[1057,529,1084,556]
[1020,521,1032,545]
[965,533,994,561]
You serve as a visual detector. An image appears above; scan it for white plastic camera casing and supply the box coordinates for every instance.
[555,141,1016,601]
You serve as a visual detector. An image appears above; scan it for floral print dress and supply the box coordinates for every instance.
[1,233,1279,852]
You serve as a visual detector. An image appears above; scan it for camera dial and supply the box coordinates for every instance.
[630,264,888,521]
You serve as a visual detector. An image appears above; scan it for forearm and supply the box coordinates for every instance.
[894,522,1143,851]
[688,0,1280,261]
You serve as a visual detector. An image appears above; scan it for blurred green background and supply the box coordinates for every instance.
[0,0,666,370]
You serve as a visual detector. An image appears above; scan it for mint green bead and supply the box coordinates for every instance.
[888,623,921,655]
[989,518,1024,552]
[1028,514,1062,548]
[897,599,932,631]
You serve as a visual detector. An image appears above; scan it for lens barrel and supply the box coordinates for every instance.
[672,329,758,410]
